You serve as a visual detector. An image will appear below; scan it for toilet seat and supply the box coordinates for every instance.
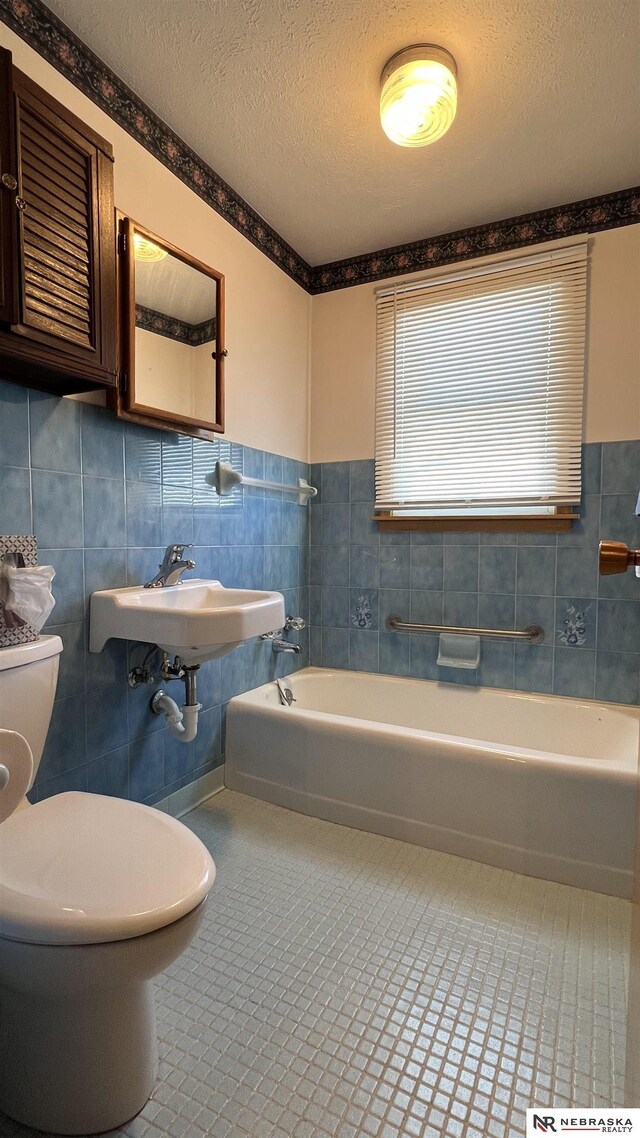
[0,730,33,822]
[0,791,215,946]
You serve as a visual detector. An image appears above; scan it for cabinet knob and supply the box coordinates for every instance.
[1,173,17,191]
[15,196,28,212]
[599,540,640,575]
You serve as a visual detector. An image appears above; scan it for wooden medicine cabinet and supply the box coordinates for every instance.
[0,47,117,393]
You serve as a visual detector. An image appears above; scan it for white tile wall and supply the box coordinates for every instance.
[0,791,630,1138]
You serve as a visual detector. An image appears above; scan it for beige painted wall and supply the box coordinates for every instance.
[135,331,216,422]
[0,26,311,462]
[311,225,640,462]
[3,26,639,468]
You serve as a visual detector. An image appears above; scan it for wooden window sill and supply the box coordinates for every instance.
[375,514,579,534]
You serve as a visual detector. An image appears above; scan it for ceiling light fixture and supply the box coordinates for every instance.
[380,44,457,148]
[133,233,168,262]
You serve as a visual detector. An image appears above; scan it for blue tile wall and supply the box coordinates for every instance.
[0,380,309,806]
[1,372,638,814]
[310,445,640,705]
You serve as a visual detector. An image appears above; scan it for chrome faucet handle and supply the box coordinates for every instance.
[164,543,194,564]
[284,615,306,631]
[144,544,196,588]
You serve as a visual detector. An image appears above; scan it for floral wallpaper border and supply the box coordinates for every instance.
[312,186,640,293]
[2,0,638,296]
[135,304,216,346]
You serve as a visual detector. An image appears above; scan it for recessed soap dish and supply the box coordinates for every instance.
[437,633,481,669]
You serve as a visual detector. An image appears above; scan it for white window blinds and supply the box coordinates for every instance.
[375,243,588,514]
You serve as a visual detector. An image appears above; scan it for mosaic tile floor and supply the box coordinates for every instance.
[0,790,630,1138]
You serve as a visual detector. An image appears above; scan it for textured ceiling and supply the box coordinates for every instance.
[136,253,215,324]
[45,0,640,265]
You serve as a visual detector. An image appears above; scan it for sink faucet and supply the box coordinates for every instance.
[144,544,196,589]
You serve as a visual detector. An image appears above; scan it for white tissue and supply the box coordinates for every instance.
[5,565,56,631]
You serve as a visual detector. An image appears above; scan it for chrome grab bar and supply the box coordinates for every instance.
[386,616,544,644]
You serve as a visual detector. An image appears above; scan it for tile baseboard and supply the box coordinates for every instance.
[154,764,225,818]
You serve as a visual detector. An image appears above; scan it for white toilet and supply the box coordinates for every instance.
[0,636,216,1135]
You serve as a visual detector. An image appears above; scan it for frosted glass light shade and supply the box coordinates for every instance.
[380,44,457,148]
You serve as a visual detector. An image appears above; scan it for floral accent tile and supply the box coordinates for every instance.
[557,602,592,647]
[352,593,373,629]
[1,0,638,295]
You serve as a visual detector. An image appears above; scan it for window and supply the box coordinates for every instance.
[375,243,588,527]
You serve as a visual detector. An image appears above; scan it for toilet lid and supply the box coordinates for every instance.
[0,792,216,945]
[0,730,34,823]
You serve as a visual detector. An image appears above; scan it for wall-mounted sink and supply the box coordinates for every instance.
[89,580,285,664]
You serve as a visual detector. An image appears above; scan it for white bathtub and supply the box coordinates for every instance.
[226,667,640,898]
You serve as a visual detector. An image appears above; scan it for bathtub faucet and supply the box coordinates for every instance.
[269,636,300,655]
[261,615,305,654]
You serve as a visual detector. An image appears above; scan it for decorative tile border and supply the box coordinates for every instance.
[311,186,640,292]
[1,0,638,296]
[135,304,216,346]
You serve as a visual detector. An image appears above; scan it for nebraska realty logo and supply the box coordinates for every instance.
[527,1110,640,1135]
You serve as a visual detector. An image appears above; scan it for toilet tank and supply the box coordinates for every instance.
[0,636,63,781]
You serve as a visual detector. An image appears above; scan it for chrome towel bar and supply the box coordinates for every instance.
[386,616,544,644]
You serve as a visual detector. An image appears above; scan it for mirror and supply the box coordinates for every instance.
[116,217,225,437]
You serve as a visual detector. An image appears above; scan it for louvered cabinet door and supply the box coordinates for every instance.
[0,52,116,392]
[0,48,18,325]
